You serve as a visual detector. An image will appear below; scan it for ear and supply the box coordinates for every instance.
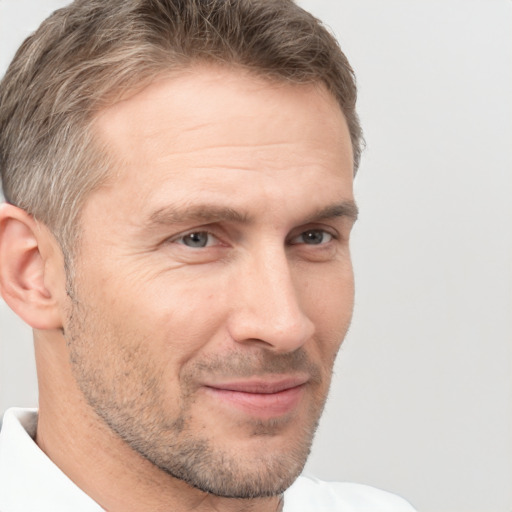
[0,203,65,330]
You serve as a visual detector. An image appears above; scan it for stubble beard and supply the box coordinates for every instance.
[64,293,333,499]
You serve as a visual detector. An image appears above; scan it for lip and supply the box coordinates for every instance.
[202,376,309,419]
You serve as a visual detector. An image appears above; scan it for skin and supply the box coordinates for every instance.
[0,65,356,512]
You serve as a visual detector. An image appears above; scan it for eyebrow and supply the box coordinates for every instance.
[145,200,358,229]
[304,201,359,224]
[146,205,250,228]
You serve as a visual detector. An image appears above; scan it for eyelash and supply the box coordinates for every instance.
[289,229,335,246]
[173,231,221,248]
[171,228,337,249]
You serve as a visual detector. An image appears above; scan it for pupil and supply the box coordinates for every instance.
[305,230,323,244]
[185,232,208,247]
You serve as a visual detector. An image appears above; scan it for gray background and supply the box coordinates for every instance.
[1,1,511,511]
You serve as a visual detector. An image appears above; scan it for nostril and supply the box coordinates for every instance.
[228,306,314,353]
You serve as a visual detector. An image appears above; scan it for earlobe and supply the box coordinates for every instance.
[0,203,64,330]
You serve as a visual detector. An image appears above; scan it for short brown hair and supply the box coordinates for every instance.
[0,0,362,254]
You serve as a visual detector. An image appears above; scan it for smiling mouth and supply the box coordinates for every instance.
[202,376,309,418]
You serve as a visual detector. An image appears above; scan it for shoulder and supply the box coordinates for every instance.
[283,475,416,512]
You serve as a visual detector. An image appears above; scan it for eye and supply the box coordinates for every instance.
[291,229,333,245]
[175,231,218,248]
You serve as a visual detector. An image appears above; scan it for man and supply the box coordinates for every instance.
[0,1,415,510]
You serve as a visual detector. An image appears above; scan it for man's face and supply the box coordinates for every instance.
[65,66,356,498]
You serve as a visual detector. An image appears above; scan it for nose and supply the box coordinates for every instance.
[227,248,315,353]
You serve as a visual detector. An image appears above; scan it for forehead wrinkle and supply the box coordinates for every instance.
[152,141,320,160]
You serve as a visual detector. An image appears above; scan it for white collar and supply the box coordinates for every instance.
[0,408,104,511]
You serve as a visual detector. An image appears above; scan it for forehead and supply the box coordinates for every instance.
[89,65,353,222]
[95,66,350,158]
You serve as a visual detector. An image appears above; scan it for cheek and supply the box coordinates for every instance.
[106,276,228,364]
[73,252,232,385]
[299,262,354,358]
[299,260,354,319]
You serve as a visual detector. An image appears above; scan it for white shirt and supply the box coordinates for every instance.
[0,408,416,511]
